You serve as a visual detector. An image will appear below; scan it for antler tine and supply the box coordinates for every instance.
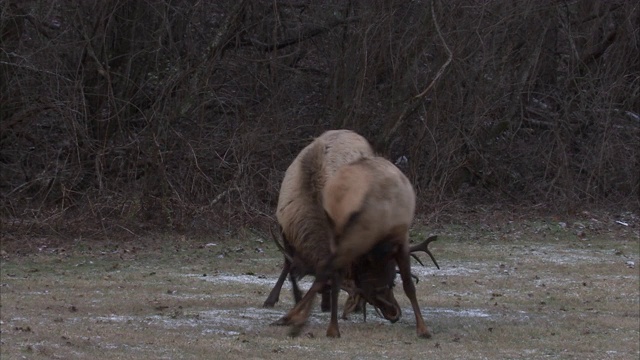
[410,253,425,266]
[411,272,419,284]
[269,225,294,263]
[395,270,420,284]
[409,235,440,269]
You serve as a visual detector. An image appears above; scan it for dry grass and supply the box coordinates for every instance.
[1,215,638,359]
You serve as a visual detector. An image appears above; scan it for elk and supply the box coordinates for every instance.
[342,234,439,321]
[275,156,432,338]
[265,223,439,321]
[264,129,405,321]
[263,225,358,315]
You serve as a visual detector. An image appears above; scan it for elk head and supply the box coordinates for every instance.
[344,235,440,322]
[350,244,402,322]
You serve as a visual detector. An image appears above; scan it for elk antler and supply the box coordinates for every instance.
[409,235,440,269]
[395,270,420,284]
[410,253,425,266]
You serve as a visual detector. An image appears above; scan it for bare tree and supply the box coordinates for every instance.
[1,0,638,237]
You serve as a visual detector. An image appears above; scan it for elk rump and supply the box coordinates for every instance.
[276,156,432,339]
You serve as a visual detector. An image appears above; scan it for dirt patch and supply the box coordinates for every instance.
[1,216,638,359]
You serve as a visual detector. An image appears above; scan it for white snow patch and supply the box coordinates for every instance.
[186,273,313,287]
[412,262,486,277]
[199,307,285,334]
[95,315,137,323]
[430,308,492,318]
[94,308,282,336]
[515,245,620,265]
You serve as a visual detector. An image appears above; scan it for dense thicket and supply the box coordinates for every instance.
[1,0,638,236]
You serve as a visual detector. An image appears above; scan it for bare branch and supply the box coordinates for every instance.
[246,17,360,52]
[412,2,452,100]
[383,0,452,148]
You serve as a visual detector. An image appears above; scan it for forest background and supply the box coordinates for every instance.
[1,0,638,242]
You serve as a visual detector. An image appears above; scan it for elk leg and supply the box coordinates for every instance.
[320,284,331,312]
[362,299,367,322]
[326,273,342,338]
[286,278,327,336]
[276,257,335,335]
[289,269,302,303]
[272,277,322,327]
[397,243,432,338]
[264,259,291,308]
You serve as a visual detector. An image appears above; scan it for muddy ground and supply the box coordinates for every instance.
[1,212,638,359]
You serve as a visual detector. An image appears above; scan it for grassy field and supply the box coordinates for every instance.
[1,213,638,359]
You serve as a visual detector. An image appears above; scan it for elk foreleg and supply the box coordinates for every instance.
[397,243,432,339]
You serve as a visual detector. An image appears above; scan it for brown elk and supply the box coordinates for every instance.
[264,129,407,321]
[342,234,439,321]
[263,225,360,316]
[265,223,439,321]
[266,223,439,313]
[275,156,432,338]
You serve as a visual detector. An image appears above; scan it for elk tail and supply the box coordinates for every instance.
[299,142,326,201]
[409,235,440,269]
[269,225,293,263]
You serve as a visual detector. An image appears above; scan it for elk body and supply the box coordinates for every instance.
[267,222,439,321]
[274,129,374,277]
[264,130,408,322]
[276,156,432,339]
[265,225,365,318]
[263,130,382,311]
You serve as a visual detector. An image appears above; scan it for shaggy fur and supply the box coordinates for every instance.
[276,130,374,274]
[263,130,376,311]
[280,156,432,339]
[323,157,415,268]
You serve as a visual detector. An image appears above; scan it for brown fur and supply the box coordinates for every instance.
[263,130,375,309]
[323,157,415,268]
[276,130,375,272]
[280,156,432,339]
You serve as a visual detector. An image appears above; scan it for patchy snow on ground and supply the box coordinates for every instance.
[413,263,485,277]
[185,273,314,287]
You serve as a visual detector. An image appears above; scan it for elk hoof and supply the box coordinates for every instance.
[288,323,306,337]
[326,328,341,338]
[271,316,290,326]
[263,301,275,308]
[417,328,432,339]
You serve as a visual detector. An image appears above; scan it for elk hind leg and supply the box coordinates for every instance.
[320,284,331,312]
[264,259,291,308]
[272,279,325,336]
[289,269,302,303]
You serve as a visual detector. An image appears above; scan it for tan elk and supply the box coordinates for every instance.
[266,223,439,321]
[265,130,406,321]
[275,156,432,339]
